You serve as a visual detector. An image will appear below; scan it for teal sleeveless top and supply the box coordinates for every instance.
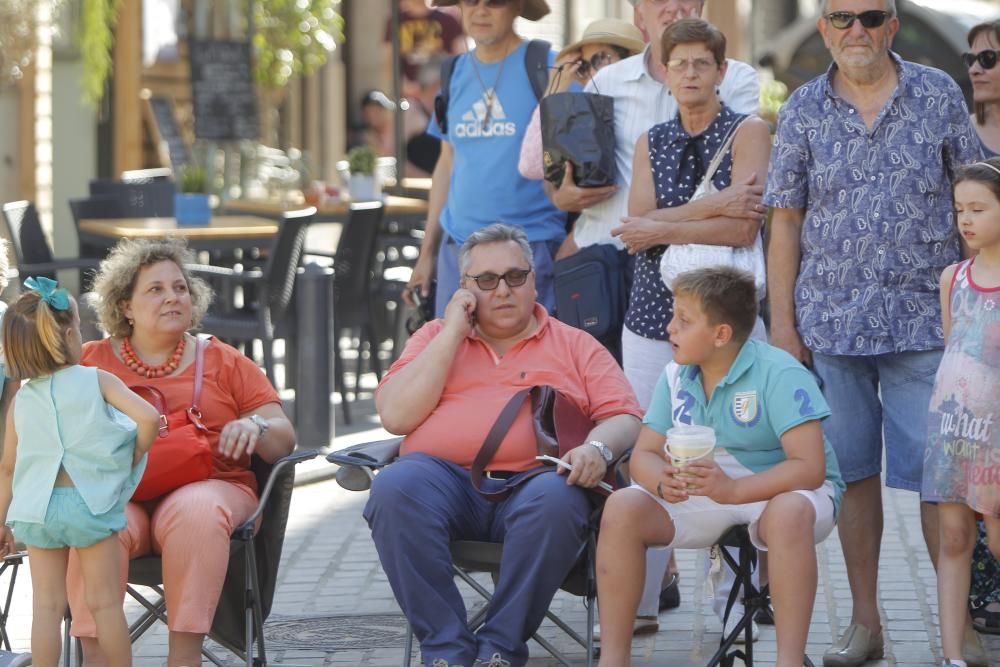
[9,365,144,523]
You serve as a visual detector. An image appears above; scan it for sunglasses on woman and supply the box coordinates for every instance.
[459,0,511,7]
[963,49,1000,70]
[574,52,615,79]
[824,10,890,30]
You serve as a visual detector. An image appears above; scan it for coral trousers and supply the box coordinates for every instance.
[66,479,258,636]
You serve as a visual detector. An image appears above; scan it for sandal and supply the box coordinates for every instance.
[970,600,1000,635]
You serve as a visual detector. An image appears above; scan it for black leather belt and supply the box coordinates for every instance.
[485,470,516,480]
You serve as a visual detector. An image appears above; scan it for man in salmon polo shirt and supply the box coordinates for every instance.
[365,223,642,667]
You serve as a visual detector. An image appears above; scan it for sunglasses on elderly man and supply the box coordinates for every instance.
[459,0,511,8]
[463,268,532,291]
[823,10,890,30]
[963,49,1000,70]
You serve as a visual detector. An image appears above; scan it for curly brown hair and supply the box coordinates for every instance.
[87,238,213,338]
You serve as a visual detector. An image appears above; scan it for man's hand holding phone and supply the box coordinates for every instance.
[443,288,477,337]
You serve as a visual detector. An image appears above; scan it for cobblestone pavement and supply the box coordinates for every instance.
[1,395,998,665]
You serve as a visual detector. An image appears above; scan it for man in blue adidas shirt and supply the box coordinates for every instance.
[595,267,845,667]
[406,0,568,317]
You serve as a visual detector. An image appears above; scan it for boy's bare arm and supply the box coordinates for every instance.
[686,420,827,505]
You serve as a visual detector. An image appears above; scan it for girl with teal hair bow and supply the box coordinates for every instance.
[0,278,161,665]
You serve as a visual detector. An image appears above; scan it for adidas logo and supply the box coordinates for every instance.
[455,88,517,139]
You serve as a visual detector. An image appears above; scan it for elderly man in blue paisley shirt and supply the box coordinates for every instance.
[763,1,982,666]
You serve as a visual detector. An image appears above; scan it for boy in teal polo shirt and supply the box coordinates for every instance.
[595,267,844,667]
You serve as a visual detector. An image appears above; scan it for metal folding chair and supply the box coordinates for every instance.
[706,525,816,667]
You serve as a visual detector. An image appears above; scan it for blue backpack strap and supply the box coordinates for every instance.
[434,39,551,135]
[434,53,461,135]
[524,39,552,101]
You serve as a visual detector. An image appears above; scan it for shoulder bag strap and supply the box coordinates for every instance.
[696,115,753,192]
[132,385,169,437]
[470,387,534,501]
[186,337,208,431]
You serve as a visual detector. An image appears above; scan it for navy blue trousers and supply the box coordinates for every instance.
[364,453,591,667]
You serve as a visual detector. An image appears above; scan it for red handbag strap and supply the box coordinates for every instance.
[131,385,169,438]
[131,336,209,435]
[470,387,534,502]
[187,337,208,431]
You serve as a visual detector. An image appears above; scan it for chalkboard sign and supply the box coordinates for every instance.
[189,40,259,141]
[148,96,190,169]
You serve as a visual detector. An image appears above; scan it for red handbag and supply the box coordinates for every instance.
[131,337,212,501]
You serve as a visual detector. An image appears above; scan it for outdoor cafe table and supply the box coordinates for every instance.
[78,215,280,252]
[223,195,428,226]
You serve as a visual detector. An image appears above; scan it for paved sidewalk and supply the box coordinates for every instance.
[1,392,998,665]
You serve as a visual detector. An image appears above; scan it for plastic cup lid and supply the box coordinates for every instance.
[665,424,716,448]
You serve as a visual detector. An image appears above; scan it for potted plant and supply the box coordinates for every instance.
[174,164,211,226]
[346,146,380,201]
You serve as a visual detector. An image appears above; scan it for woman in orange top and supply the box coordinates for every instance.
[66,238,295,666]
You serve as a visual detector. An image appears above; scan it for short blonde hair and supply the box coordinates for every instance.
[88,238,213,338]
[3,291,77,380]
[672,267,758,342]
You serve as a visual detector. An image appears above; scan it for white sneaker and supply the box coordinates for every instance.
[723,614,759,644]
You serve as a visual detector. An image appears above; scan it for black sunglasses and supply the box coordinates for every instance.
[574,51,615,78]
[463,268,532,291]
[963,49,1000,70]
[824,10,890,30]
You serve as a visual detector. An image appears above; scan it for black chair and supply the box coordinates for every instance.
[332,202,386,424]
[192,207,318,387]
[327,438,600,667]
[89,179,176,217]
[65,449,320,667]
[1,200,102,284]
[706,525,816,667]
[68,195,126,266]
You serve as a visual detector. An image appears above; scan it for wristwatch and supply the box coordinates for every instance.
[586,440,613,464]
[249,414,270,437]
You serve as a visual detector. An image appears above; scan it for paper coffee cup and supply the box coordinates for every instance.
[664,425,716,487]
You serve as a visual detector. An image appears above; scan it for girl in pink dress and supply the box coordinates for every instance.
[921,159,1000,667]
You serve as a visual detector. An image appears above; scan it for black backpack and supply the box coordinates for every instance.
[434,40,551,134]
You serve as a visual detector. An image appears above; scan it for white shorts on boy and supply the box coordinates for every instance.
[633,450,837,551]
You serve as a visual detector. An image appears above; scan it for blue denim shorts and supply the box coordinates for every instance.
[811,349,942,491]
[9,486,127,549]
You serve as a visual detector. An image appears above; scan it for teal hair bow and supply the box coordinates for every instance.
[24,276,71,311]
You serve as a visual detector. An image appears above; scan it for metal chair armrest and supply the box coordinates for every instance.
[185,263,265,283]
[236,448,320,532]
[326,436,404,492]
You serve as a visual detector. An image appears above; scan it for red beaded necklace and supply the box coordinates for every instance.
[120,336,186,378]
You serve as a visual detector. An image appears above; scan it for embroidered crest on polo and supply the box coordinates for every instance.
[731,390,761,427]
[455,89,517,138]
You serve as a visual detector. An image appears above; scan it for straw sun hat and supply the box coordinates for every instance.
[556,18,645,61]
[432,0,551,22]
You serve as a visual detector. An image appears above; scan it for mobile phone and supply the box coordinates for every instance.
[536,455,613,493]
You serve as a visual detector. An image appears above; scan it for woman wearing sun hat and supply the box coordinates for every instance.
[518,18,646,183]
